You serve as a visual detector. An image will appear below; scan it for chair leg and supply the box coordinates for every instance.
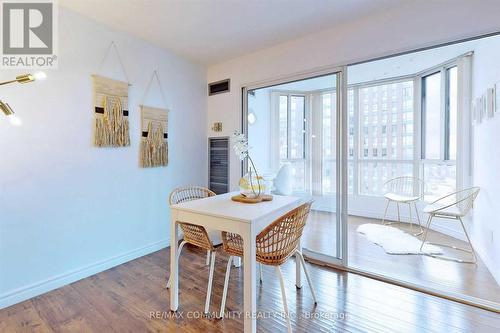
[419,215,433,252]
[259,263,263,283]
[206,250,210,266]
[407,202,422,236]
[204,251,216,315]
[421,216,477,264]
[458,217,478,264]
[413,202,424,236]
[397,202,401,223]
[295,251,317,304]
[275,266,292,333]
[167,240,187,289]
[408,202,413,232]
[381,199,390,225]
[219,255,234,318]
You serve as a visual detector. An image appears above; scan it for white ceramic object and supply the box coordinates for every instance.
[273,163,293,195]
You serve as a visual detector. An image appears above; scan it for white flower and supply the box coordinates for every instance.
[232,130,262,197]
[232,130,251,160]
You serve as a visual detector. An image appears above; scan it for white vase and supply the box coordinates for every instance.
[273,163,292,195]
[239,173,265,198]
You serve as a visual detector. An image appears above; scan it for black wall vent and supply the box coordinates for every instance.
[208,79,230,96]
[208,137,229,194]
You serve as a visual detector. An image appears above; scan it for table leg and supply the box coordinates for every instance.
[296,240,302,288]
[243,226,257,333]
[170,210,179,311]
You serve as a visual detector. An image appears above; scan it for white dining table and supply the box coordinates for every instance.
[169,191,303,333]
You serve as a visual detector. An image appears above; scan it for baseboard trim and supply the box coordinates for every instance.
[0,239,168,310]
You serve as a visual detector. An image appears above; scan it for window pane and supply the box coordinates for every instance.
[290,96,305,159]
[423,72,442,159]
[279,95,288,159]
[423,163,456,201]
[348,89,354,159]
[359,162,414,196]
[289,160,305,192]
[322,93,334,159]
[348,162,354,194]
[358,81,414,160]
[448,67,458,160]
[322,92,336,195]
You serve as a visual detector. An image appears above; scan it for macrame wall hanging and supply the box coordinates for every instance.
[140,105,168,167]
[139,71,169,168]
[92,42,131,147]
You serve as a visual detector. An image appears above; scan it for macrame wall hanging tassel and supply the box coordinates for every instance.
[92,41,131,148]
[153,123,168,166]
[140,122,153,167]
[139,71,169,168]
[140,106,168,168]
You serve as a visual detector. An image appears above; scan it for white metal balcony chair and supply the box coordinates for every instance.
[420,187,480,264]
[166,186,222,314]
[381,176,425,236]
[218,202,317,333]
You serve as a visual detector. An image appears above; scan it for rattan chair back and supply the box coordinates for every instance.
[169,186,216,251]
[222,201,313,266]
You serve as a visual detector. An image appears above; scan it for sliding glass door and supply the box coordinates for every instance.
[243,69,346,265]
[244,34,500,311]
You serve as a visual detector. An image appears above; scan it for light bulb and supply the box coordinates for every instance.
[7,114,22,126]
[33,71,47,81]
[248,112,257,125]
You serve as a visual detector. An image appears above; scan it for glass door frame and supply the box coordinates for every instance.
[241,66,348,268]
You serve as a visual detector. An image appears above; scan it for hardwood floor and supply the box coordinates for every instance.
[302,210,500,305]
[1,246,500,332]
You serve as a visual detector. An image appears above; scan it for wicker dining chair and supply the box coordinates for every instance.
[420,187,480,264]
[218,202,316,333]
[166,186,222,314]
[381,176,425,236]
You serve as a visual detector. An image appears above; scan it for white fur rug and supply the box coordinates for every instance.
[357,223,443,255]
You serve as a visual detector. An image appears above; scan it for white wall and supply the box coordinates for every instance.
[0,7,207,308]
[470,36,500,285]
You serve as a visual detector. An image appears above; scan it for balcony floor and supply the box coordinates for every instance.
[302,210,500,305]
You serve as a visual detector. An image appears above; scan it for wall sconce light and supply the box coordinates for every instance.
[0,72,47,86]
[0,71,46,126]
[0,100,22,126]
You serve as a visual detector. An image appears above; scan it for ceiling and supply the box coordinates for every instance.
[59,0,406,66]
